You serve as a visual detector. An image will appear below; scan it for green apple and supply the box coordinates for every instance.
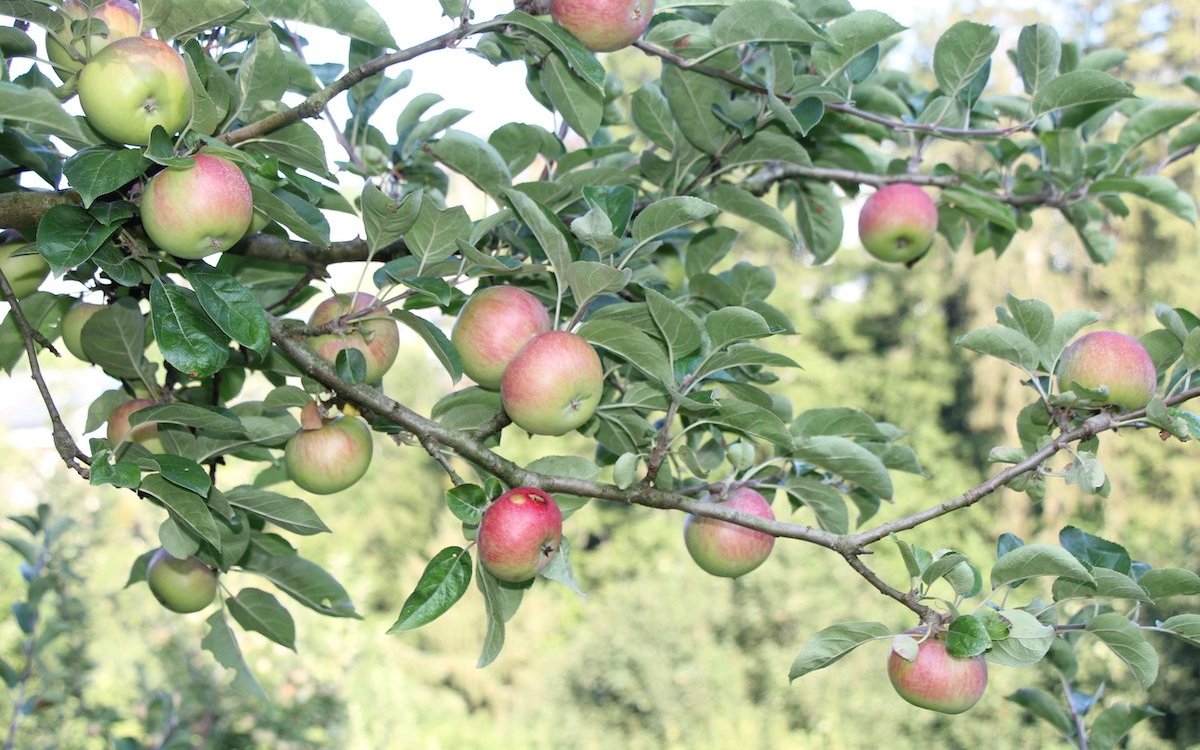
[0,242,50,299]
[477,487,563,582]
[308,293,400,384]
[452,286,551,390]
[284,402,373,495]
[888,637,988,714]
[550,0,655,52]
[500,331,604,436]
[77,36,192,146]
[1058,330,1158,410]
[146,548,217,613]
[107,398,162,453]
[46,0,141,79]
[140,154,253,260]
[683,487,775,578]
[858,183,939,263]
[59,301,104,361]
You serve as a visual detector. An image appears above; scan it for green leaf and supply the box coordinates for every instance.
[1158,614,1200,647]
[793,181,844,262]
[243,543,359,618]
[36,205,119,275]
[505,189,573,279]
[432,130,513,196]
[242,121,329,176]
[784,476,849,534]
[1089,704,1162,750]
[149,279,231,379]
[696,343,799,379]
[946,614,990,658]
[150,455,212,497]
[129,403,244,437]
[541,53,603,139]
[389,546,472,632]
[360,184,420,254]
[181,264,271,355]
[1086,613,1158,689]
[236,30,288,115]
[704,306,772,350]
[1053,567,1151,604]
[793,436,892,499]
[1005,293,1054,351]
[228,588,297,650]
[631,84,675,151]
[79,299,156,386]
[445,484,488,524]
[922,552,968,587]
[89,454,143,490]
[1117,100,1200,155]
[956,326,1040,371]
[565,261,631,308]
[246,0,396,47]
[987,609,1055,667]
[940,187,1018,231]
[1139,568,1200,601]
[632,196,718,248]
[392,309,462,383]
[706,184,797,247]
[1089,175,1197,224]
[1032,70,1134,116]
[792,408,887,440]
[248,185,331,247]
[710,1,827,49]
[1059,525,1131,574]
[476,562,523,668]
[662,65,731,155]
[991,543,1093,589]
[225,486,329,536]
[62,147,149,208]
[500,11,606,92]
[1006,688,1074,735]
[201,610,266,700]
[705,399,794,448]
[1047,310,1101,368]
[540,536,583,595]
[406,199,472,269]
[644,288,703,361]
[0,82,87,143]
[812,10,905,82]
[1015,23,1061,95]
[789,621,891,680]
[140,474,222,553]
[577,318,673,384]
[933,20,999,98]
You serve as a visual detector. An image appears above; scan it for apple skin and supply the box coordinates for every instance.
[857,183,939,263]
[107,398,162,453]
[451,286,551,390]
[60,301,105,361]
[550,0,655,52]
[284,402,373,495]
[888,638,988,714]
[477,487,563,582]
[146,548,217,614]
[0,242,50,299]
[683,487,776,578]
[500,331,604,436]
[46,0,141,78]
[308,293,400,384]
[1058,330,1158,410]
[140,154,253,260]
[77,36,192,146]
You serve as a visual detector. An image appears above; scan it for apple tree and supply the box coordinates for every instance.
[1,0,1199,744]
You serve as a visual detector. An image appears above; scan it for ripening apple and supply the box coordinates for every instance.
[888,637,988,714]
[308,293,401,384]
[452,286,551,390]
[1058,330,1158,410]
[107,398,162,453]
[60,301,104,361]
[0,242,50,299]
[140,154,254,260]
[46,0,141,78]
[683,487,776,578]
[284,402,373,495]
[500,331,604,436]
[146,548,217,613]
[477,487,563,582]
[77,36,192,146]
[550,0,655,52]
[857,183,939,263]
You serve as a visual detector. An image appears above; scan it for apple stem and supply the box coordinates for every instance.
[299,401,325,430]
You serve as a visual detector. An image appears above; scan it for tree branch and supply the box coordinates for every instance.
[841,551,939,622]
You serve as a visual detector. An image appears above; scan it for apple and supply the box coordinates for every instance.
[140,154,254,260]
[888,637,988,714]
[284,402,373,495]
[77,36,192,146]
[46,0,141,78]
[60,301,105,361]
[477,487,563,582]
[857,183,939,263]
[683,487,775,578]
[1058,330,1158,410]
[550,0,655,52]
[146,548,217,613]
[0,242,50,299]
[500,331,604,436]
[107,398,162,453]
[452,286,551,390]
[308,293,400,384]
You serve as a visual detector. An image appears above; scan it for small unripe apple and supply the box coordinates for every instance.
[60,301,105,361]
[888,637,988,714]
[46,0,141,78]
[308,293,401,384]
[140,154,254,260]
[500,331,604,436]
[0,242,50,299]
[1058,330,1157,410]
[857,183,939,263]
[107,398,162,453]
[452,286,551,390]
[550,0,655,52]
[284,402,373,495]
[477,487,563,582]
[683,487,776,578]
[146,548,217,613]
[78,36,192,146]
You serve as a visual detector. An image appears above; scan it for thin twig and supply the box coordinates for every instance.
[420,435,465,486]
[1061,676,1091,750]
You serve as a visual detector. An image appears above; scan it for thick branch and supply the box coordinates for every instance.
[0,191,79,232]
[0,271,90,479]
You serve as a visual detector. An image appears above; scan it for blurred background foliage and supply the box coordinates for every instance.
[2,0,1199,747]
